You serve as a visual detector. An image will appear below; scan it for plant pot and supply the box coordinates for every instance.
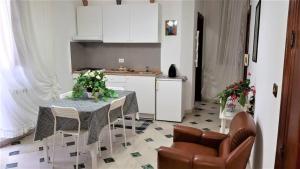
[86,92,93,99]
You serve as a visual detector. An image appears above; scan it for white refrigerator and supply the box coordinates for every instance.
[156,77,184,122]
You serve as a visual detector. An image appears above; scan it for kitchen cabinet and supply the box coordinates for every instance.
[156,78,183,122]
[102,6,131,43]
[74,6,102,41]
[103,4,160,43]
[106,75,156,115]
[130,4,159,42]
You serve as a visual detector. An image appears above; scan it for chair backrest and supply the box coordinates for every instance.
[228,112,256,151]
[108,96,126,112]
[51,106,80,120]
[59,91,73,99]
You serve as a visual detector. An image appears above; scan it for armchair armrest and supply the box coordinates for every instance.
[158,146,193,169]
[200,131,228,149]
[174,125,203,144]
[193,155,225,169]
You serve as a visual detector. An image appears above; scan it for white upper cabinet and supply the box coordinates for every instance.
[103,4,160,43]
[103,5,131,43]
[130,4,159,43]
[74,6,102,41]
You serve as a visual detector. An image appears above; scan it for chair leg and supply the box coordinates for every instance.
[132,114,136,135]
[52,133,56,169]
[108,124,113,154]
[61,132,64,146]
[98,138,102,156]
[122,116,127,148]
[76,136,79,169]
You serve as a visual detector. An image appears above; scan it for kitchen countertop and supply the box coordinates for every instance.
[73,69,161,77]
[104,70,161,77]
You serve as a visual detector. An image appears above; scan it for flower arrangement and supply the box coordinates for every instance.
[218,78,255,111]
[72,70,118,101]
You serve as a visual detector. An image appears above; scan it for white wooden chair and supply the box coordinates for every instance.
[51,106,86,169]
[57,91,73,146]
[105,96,127,154]
[106,87,136,134]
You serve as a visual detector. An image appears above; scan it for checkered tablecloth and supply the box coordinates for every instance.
[34,90,138,145]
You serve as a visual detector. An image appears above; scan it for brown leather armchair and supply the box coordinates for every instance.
[158,112,256,169]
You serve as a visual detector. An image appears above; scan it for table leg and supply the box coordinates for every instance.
[220,119,226,134]
[87,142,98,169]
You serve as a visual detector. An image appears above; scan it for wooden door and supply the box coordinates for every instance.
[275,1,300,169]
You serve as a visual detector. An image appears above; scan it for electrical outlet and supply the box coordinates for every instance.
[118,58,125,63]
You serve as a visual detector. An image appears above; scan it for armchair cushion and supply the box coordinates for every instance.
[172,142,218,157]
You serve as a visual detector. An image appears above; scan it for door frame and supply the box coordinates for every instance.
[275,0,300,168]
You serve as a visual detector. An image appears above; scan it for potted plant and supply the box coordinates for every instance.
[72,70,118,101]
[218,79,255,111]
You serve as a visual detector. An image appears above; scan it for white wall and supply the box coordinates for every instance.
[247,1,289,168]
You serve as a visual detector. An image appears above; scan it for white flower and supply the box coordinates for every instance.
[89,71,95,77]
[96,75,101,79]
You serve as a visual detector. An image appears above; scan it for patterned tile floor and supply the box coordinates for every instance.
[0,101,233,169]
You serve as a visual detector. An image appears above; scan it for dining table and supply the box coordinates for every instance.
[34,90,138,169]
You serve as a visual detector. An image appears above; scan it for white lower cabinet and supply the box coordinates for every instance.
[156,78,183,122]
[106,75,156,115]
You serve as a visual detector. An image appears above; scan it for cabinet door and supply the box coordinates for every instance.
[77,6,102,39]
[103,5,130,43]
[130,4,159,42]
[156,80,183,122]
[127,76,156,114]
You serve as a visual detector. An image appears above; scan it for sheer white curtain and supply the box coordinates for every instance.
[201,0,249,100]
[0,0,59,139]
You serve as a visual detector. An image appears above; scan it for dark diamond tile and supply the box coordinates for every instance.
[6,163,18,168]
[136,130,144,134]
[103,157,115,163]
[155,127,163,131]
[165,134,173,138]
[39,146,43,151]
[115,134,123,138]
[136,127,146,130]
[208,112,216,115]
[9,151,19,156]
[70,152,78,157]
[131,152,142,157]
[73,163,85,169]
[218,125,221,128]
[190,122,198,125]
[145,138,154,142]
[40,158,45,163]
[194,108,203,110]
[10,141,21,145]
[125,126,132,129]
[141,164,154,169]
[100,146,107,151]
[125,116,132,120]
[122,142,131,147]
[202,128,211,131]
[194,114,201,117]
[206,119,213,122]
[211,107,217,109]
[64,134,72,137]
[66,141,75,146]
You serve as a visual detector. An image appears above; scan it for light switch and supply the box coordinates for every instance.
[273,83,278,98]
